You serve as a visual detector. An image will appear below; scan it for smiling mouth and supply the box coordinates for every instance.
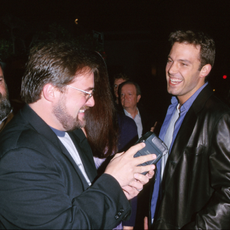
[169,78,182,85]
[79,109,85,113]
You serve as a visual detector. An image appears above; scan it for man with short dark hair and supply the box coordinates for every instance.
[0,42,156,229]
[0,62,13,132]
[149,30,230,229]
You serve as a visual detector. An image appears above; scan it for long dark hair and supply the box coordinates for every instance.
[84,53,118,158]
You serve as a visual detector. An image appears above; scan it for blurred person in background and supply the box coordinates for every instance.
[113,73,130,105]
[0,62,13,132]
[119,80,158,138]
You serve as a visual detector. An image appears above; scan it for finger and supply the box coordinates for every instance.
[144,216,148,230]
[125,142,146,157]
[133,173,150,185]
[137,163,156,175]
[129,179,144,191]
[146,169,155,179]
[134,153,157,167]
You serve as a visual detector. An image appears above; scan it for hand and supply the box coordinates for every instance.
[104,143,156,188]
[122,168,155,200]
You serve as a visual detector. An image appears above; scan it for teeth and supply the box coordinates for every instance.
[79,109,85,113]
[170,78,182,84]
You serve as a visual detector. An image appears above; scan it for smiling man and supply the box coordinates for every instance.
[0,42,156,229]
[148,30,230,229]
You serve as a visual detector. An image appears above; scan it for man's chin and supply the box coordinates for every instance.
[76,116,86,128]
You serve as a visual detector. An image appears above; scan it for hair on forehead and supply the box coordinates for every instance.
[169,30,215,70]
[119,80,141,96]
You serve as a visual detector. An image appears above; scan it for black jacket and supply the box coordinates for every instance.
[0,105,131,229]
[152,84,230,229]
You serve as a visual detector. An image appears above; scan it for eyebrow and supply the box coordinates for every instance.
[168,56,192,64]
[178,59,192,64]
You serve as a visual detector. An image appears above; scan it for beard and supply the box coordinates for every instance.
[0,93,12,122]
[52,96,86,131]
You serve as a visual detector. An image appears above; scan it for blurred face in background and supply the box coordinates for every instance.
[120,83,141,110]
[0,67,11,121]
[114,78,126,99]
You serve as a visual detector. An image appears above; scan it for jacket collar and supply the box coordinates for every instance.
[166,84,213,172]
[21,104,97,187]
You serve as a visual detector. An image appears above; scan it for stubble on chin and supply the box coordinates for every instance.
[52,101,82,131]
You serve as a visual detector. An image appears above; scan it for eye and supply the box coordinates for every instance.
[181,63,188,66]
[167,58,173,63]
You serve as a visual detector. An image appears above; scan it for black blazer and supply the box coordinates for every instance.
[0,105,131,229]
[152,84,230,229]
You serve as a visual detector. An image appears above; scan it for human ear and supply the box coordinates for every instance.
[42,83,57,102]
[137,95,141,103]
[200,64,212,78]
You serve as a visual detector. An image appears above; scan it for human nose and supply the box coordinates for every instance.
[86,95,95,107]
[167,61,177,75]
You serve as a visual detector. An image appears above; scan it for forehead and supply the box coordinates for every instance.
[170,42,201,62]
[121,84,136,92]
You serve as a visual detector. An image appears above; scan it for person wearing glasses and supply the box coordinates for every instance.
[0,41,156,229]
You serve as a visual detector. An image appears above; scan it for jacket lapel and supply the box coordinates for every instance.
[21,105,96,189]
[164,85,214,176]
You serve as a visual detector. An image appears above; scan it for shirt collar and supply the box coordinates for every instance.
[124,107,140,117]
[171,82,209,113]
[50,126,66,137]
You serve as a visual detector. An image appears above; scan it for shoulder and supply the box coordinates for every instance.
[117,113,137,130]
[199,93,230,119]
[0,110,56,160]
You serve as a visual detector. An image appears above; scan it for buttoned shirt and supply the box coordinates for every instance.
[124,108,143,138]
[150,82,208,222]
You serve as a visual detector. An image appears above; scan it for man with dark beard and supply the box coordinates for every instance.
[0,62,13,132]
[0,42,156,229]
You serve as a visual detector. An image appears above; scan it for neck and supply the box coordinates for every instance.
[125,106,138,119]
[29,100,64,131]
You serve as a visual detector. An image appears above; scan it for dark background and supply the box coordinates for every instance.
[1,0,230,122]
